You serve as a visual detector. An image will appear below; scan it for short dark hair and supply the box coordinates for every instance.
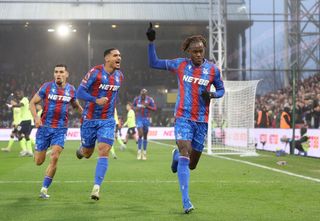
[104,48,117,57]
[182,35,207,52]
[55,64,68,70]
[140,88,148,94]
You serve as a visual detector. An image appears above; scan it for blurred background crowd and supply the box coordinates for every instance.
[1,59,319,129]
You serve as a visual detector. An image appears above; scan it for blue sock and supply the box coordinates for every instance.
[94,157,108,186]
[43,176,53,188]
[143,140,148,151]
[138,138,142,150]
[177,157,190,203]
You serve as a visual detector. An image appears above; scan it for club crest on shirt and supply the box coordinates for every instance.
[203,68,209,75]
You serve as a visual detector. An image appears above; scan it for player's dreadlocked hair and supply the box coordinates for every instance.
[182,35,207,52]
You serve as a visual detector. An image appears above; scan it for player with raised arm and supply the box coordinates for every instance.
[146,23,225,213]
[133,89,156,160]
[29,64,83,199]
[76,48,123,201]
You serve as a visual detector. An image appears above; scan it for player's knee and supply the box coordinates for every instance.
[98,148,109,157]
[50,152,60,162]
[10,134,14,139]
[35,158,45,166]
[83,152,93,159]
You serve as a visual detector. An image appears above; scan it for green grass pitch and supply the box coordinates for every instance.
[0,140,319,221]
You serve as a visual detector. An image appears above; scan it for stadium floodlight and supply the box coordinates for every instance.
[154,24,160,28]
[57,24,70,37]
[47,28,55,32]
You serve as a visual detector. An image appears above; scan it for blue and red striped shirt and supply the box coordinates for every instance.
[133,95,156,118]
[148,43,225,123]
[38,81,76,128]
[80,64,123,120]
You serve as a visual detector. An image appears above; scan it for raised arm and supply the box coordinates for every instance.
[148,43,167,70]
[146,22,167,70]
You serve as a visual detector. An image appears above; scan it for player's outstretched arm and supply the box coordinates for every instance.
[146,22,167,70]
[146,22,156,42]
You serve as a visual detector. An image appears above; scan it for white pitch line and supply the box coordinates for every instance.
[212,155,320,183]
[150,140,320,183]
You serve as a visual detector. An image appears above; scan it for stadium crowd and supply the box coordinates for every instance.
[255,73,320,128]
[1,59,318,129]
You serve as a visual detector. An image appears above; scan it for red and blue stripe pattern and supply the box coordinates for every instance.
[38,81,76,128]
[167,58,224,123]
[133,95,156,118]
[80,64,123,120]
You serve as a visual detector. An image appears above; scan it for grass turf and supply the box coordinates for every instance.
[0,140,319,221]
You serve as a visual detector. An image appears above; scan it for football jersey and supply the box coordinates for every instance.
[12,107,21,125]
[124,109,136,128]
[20,97,33,121]
[38,81,76,128]
[166,58,224,123]
[133,95,156,118]
[80,64,123,121]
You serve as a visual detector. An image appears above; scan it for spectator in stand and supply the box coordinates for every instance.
[256,106,269,128]
[280,105,291,129]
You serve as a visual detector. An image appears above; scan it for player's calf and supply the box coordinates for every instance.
[171,148,179,173]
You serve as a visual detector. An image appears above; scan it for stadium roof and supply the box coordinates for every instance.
[0,0,249,21]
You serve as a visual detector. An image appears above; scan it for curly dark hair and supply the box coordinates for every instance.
[182,35,207,52]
